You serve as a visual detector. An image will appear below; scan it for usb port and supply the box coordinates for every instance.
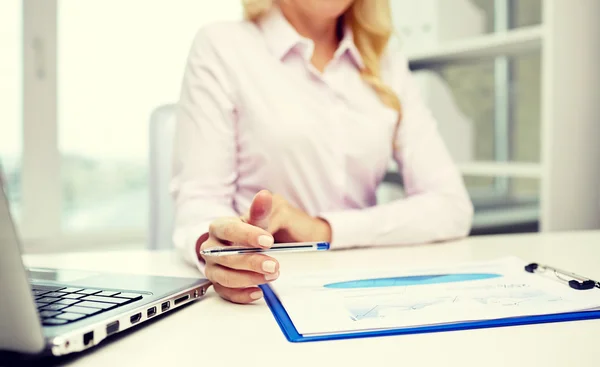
[130,312,141,324]
[174,294,189,305]
[147,306,157,318]
[83,331,94,346]
[106,321,119,336]
[161,301,170,312]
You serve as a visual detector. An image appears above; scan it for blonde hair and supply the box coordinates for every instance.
[243,0,402,121]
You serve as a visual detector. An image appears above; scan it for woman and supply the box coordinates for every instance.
[171,0,474,304]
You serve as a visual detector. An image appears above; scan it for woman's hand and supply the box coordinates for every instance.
[197,190,331,304]
[244,192,332,244]
[197,192,280,304]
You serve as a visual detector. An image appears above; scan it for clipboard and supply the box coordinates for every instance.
[259,261,600,343]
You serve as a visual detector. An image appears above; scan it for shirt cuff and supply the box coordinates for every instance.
[172,223,210,276]
[318,209,372,250]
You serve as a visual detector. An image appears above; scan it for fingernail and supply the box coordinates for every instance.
[258,235,274,248]
[265,271,279,281]
[250,291,263,300]
[262,260,277,273]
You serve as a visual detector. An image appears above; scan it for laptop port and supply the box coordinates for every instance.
[106,321,119,336]
[130,312,142,324]
[174,294,189,305]
[83,331,93,347]
[161,301,170,312]
[147,306,157,318]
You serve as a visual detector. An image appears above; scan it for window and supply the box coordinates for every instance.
[0,1,23,223]
[56,0,242,232]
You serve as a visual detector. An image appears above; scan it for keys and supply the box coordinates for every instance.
[39,310,61,318]
[114,292,143,300]
[54,299,80,306]
[42,318,68,326]
[44,292,68,298]
[63,305,102,315]
[36,297,61,304]
[32,290,50,297]
[56,313,86,321]
[61,287,84,293]
[40,303,70,311]
[62,293,85,299]
[36,302,50,308]
[31,285,65,292]
[82,295,129,304]
[77,289,102,295]
[95,291,120,297]
[77,301,117,310]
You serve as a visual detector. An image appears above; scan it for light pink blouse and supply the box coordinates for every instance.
[171,7,474,273]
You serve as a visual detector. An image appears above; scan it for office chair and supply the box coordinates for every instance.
[148,104,177,250]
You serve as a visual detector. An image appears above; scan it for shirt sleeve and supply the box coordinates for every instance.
[170,29,239,274]
[319,54,474,249]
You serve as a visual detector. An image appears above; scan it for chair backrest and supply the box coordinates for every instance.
[148,104,177,250]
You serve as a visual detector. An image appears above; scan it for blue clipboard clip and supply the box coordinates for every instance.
[524,262,600,290]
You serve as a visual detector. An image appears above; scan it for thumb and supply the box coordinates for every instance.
[246,190,272,230]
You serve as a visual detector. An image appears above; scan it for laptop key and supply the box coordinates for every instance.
[113,292,143,300]
[42,318,68,326]
[39,310,61,318]
[63,305,102,315]
[44,292,68,298]
[77,289,102,295]
[62,293,85,299]
[31,285,65,292]
[54,299,80,306]
[36,302,50,308]
[77,301,117,310]
[36,297,61,304]
[32,290,50,297]
[40,303,70,311]
[56,313,86,321]
[95,291,120,297]
[61,287,84,293]
[82,295,129,304]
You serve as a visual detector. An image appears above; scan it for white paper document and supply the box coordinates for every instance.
[270,257,600,336]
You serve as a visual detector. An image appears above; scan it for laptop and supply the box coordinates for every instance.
[0,179,211,357]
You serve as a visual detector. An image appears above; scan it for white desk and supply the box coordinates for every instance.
[23,231,600,367]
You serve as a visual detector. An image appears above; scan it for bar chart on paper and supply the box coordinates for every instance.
[268,257,600,337]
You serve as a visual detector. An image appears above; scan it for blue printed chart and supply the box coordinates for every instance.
[323,273,502,289]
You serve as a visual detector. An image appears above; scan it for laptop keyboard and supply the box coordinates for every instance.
[31,284,143,326]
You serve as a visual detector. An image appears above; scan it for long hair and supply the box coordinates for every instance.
[242,0,402,122]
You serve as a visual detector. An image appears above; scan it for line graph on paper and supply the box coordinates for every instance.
[344,285,565,321]
[348,296,458,321]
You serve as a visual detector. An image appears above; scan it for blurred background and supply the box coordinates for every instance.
[0,0,598,253]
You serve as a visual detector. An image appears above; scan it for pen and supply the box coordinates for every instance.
[200,241,330,257]
[525,262,600,290]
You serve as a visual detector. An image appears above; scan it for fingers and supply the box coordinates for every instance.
[209,252,280,275]
[208,217,274,248]
[205,264,279,289]
[213,284,264,304]
[247,190,272,230]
